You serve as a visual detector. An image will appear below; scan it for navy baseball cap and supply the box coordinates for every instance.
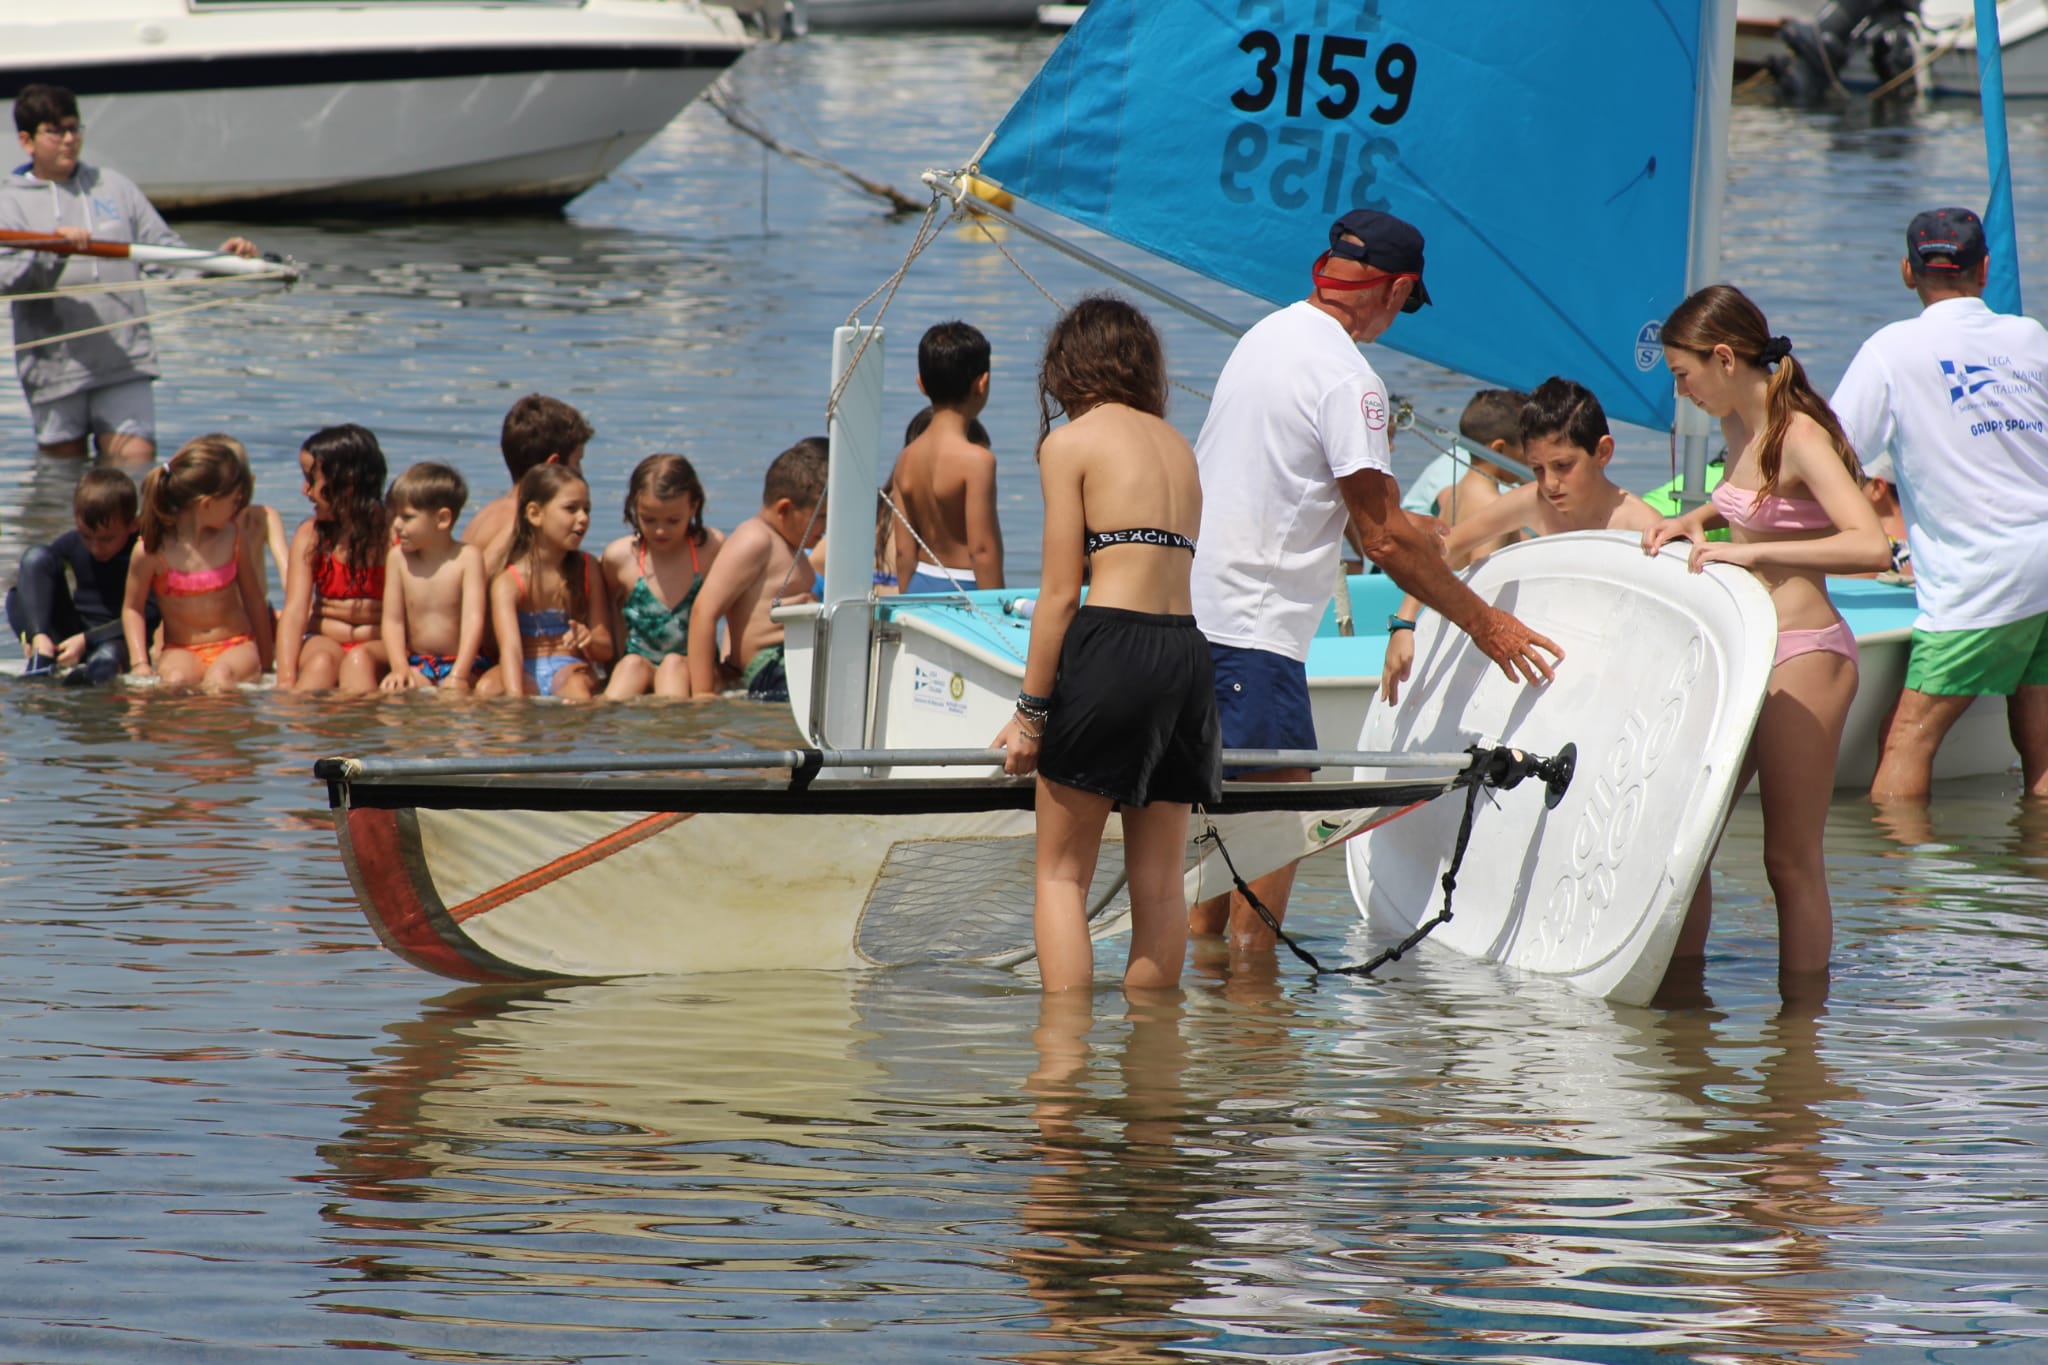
[1328,209,1432,312]
[1906,207,1987,272]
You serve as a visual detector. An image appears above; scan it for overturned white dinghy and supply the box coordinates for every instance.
[315,743,1561,984]
[1347,533,1778,1007]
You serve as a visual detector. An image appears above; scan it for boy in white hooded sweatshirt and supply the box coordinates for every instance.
[0,84,257,463]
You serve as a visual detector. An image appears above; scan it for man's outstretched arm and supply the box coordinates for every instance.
[1339,467,1562,686]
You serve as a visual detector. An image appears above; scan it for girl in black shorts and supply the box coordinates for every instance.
[994,296,1221,993]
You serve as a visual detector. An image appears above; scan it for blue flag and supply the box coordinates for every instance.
[979,0,1710,429]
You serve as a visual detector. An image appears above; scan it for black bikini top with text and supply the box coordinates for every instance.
[1082,527,1197,555]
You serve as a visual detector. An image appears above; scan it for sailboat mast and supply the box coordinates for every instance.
[1976,0,2024,315]
[1678,0,1738,508]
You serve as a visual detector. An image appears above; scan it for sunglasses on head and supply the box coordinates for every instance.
[1311,252,1419,294]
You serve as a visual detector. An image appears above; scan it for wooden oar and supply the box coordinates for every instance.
[0,228,298,280]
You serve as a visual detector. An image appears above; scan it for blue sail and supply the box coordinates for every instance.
[978,0,1709,430]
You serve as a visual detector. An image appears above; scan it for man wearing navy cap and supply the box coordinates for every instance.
[1832,207,2048,801]
[1188,208,1560,951]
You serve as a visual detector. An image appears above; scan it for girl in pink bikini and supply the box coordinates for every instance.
[277,423,391,692]
[120,435,275,690]
[1646,284,1891,994]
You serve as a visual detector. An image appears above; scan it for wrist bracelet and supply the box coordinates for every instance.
[1017,688,1054,711]
[1386,614,1416,633]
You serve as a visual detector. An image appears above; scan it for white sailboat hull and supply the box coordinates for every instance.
[1346,534,1779,1007]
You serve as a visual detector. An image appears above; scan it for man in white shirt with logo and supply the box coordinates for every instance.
[1189,209,1561,950]
[1831,207,2048,801]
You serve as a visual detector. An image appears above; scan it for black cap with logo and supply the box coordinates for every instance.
[1327,209,1432,312]
[1906,207,1988,273]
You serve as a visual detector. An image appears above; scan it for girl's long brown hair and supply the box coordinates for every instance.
[138,435,252,553]
[506,464,590,621]
[1662,284,1860,496]
[1036,294,1168,451]
[303,423,390,581]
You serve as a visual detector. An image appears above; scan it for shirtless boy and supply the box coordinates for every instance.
[1380,377,1661,702]
[381,462,489,691]
[688,436,828,703]
[888,321,1004,594]
[1433,388,1531,559]
[465,394,593,577]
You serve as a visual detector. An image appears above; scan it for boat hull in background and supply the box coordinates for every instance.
[802,0,1043,28]
[0,0,750,212]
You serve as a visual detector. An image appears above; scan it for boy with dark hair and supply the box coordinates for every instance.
[1,84,258,461]
[382,462,489,690]
[688,436,828,703]
[1379,377,1659,702]
[1429,387,1532,559]
[7,466,157,683]
[463,393,595,575]
[888,321,1003,594]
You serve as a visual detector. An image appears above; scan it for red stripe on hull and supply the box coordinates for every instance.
[341,807,538,983]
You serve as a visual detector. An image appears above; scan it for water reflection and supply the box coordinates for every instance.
[1010,992,1222,1363]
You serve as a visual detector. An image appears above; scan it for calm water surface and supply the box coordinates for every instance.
[5,32,2048,1364]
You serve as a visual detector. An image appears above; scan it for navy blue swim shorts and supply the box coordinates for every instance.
[1209,640,1317,777]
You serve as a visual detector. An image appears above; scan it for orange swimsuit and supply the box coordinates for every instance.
[153,528,255,669]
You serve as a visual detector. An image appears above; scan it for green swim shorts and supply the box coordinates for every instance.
[1905,610,2048,696]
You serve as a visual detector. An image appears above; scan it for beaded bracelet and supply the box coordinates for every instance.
[1017,688,1054,713]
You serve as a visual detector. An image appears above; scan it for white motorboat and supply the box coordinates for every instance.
[0,0,752,212]
[799,0,1043,27]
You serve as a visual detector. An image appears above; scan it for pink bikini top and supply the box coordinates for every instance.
[154,527,241,597]
[1712,483,1834,533]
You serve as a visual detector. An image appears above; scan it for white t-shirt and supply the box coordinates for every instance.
[1192,301,1394,660]
[1831,296,2048,632]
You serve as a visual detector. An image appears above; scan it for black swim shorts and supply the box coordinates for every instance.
[1037,605,1222,807]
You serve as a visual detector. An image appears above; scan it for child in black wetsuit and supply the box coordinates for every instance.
[6,467,156,683]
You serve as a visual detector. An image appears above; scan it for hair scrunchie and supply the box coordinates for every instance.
[1758,335,1794,367]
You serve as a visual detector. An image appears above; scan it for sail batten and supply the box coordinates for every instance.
[979,0,1712,429]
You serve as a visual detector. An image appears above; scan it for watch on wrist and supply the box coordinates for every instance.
[1386,614,1416,633]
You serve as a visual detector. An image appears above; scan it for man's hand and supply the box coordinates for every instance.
[220,237,259,259]
[52,225,90,250]
[1468,606,1562,687]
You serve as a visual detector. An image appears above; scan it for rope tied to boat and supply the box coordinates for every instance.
[1194,742,1573,981]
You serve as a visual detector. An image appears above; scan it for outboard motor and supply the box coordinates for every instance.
[1775,0,1921,102]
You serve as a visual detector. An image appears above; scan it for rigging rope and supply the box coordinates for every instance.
[1192,743,1572,982]
[4,283,294,357]
[1,267,295,305]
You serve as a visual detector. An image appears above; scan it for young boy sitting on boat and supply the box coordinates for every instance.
[688,436,828,703]
[7,467,156,683]
[381,462,490,690]
[1379,377,1661,703]
[1430,388,1532,557]
[464,394,594,577]
[887,321,1004,594]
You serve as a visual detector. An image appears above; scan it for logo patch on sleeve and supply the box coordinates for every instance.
[1361,390,1388,431]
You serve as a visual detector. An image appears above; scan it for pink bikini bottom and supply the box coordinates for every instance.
[1774,617,1859,668]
